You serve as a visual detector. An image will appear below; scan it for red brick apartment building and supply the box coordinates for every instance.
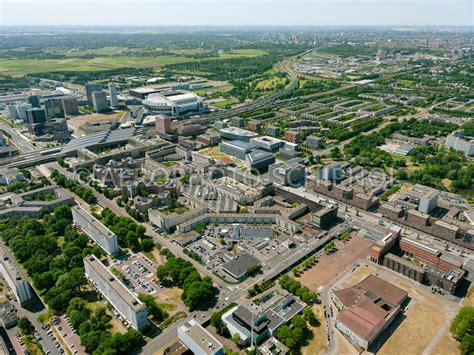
[379,203,474,250]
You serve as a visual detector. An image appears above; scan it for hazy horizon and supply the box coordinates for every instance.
[1,0,473,27]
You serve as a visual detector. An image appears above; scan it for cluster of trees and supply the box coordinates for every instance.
[327,118,474,191]
[51,169,96,204]
[380,184,401,202]
[210,303,237,337]
[318,43,378,58]
[462,122,474,137]
[247,280,275,298]
[291,255,317,275]
[66,297,145,354]
[183,249,202,263]
[18,317,35,335]
[31,66,155,85]
[279,275,318,304]
[379,118,458,138]
[124,204,148,223]
[6,177,49,193]
[324,241,336,252]
[100,208,154,252]
[156,250,215,310]
[138,294,168,323]
[432,107,474,118]
[403,146,474,190]
[282,79,340,99]
[23,190,56,201]
[164,47,301,82]
[450,306,474,354]
[275,308,316,352]
[343,133,397,168]
[322,117,382,142]
[0,205,104,313]
[164,46,304,101]
[245,264,262,277]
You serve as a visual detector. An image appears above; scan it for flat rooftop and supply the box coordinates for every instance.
[179,319,222,354]
[219,126,259,138]
[84,255,145,311]
[222,252,260,279]
[72,205,116,240]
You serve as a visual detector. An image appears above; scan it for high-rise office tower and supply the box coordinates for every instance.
[85,83,103,106]
[27,95,41,108]
[108,83,118,107]
[155,115,171,134]
[61,96,79,116]
[45,98,65,119]
[92,91,109,113]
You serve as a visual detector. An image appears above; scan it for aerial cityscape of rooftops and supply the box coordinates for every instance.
[0,3,473,355]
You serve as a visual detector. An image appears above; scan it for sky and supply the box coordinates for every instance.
[0,0,473,27]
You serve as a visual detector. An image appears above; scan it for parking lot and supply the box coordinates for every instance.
[186,224,295,279]
[116,254,160,296]
[55,315,84,354]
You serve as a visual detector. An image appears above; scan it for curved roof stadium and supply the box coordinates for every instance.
[219,127,259,142]
[142,90,203,118]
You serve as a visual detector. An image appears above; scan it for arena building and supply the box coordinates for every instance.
[142,90,205,118]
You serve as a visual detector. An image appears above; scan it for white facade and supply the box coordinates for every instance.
[143,91,203,118]
[72,205,119,255]
[446,134,474,156]
[148,201,207,231]
[8,104,33,121]
[178,319,224,355]
[250,136,285,152]
[0,249,34,306]
[84,255,148,330]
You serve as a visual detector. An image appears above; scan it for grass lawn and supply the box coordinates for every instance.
[219,49,266,58]
[213,97,240,108]
[22,335,47,355]
[50,47,127,57]
[193,84,234,95]
[0,56,194,76]
[157,303,177,312]
[256,76,287,90]
[159,311,187,329]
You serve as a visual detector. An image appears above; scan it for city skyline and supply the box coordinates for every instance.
[1,0,473,27]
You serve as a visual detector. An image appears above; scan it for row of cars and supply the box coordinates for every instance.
[14,331,30,355]
[42,321,65,354]
[122,264,157,295]
[42,317,80,354]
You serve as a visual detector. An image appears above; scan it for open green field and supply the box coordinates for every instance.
[50,47,128,57]
[193,84,234,95]
[0,48,267,76]
[256,75,287,90]
[213,97,240,108]
[0,56,195,76]
[218,49,266,58]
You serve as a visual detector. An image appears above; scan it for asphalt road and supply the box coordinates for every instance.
[0,124,35,153]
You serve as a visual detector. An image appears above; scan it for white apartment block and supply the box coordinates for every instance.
[72,205,119,255]
[0,246,34,306]
[84,255,148,330]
